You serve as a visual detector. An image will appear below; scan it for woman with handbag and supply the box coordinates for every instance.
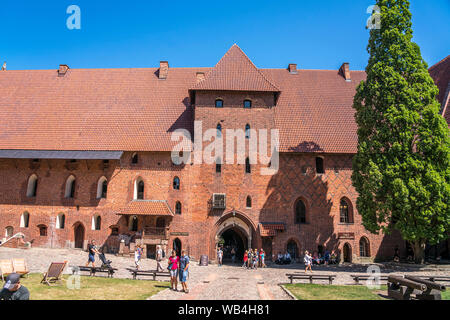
[168,250,179,291]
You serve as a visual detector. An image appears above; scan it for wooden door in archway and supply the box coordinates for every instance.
[74,224,85,248]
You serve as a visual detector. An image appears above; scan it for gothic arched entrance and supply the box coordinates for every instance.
[343,242,352,263]
[219,227,248,262]
[173,238,182,257]
[213,210,256,263]
[74,223,85,249]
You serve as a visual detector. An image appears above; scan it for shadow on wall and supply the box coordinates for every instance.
[259,148,338,261]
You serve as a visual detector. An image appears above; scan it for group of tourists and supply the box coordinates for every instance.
[242,249,267,269]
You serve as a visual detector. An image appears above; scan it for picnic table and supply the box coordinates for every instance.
[73,266,117,278]
[126,268,171,281]
[286,273,336,285]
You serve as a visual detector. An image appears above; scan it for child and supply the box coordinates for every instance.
[260,249,266,268]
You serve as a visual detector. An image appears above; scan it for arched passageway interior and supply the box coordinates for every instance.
[220,227,248,262]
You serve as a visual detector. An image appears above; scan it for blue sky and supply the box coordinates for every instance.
[0,0,448,71]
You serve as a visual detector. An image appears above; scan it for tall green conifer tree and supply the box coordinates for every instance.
[352,0,450,263]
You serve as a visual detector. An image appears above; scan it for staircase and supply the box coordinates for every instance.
[0,233,31,249]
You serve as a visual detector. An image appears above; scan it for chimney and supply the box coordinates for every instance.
[159,61,169,79]
[58,64,69,76]
[196,72,205,83]
[288,63,297,74]
[339,62,351,81]
[1,62,6,71]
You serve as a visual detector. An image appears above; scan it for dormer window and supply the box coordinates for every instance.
[215,99,223,108]
[244,100,252,108]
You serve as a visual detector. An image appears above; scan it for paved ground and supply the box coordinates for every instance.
[1,247,449,300]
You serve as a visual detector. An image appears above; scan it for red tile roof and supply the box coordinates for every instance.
[116,200,174,216]
[429,55,450,125]
[0,45,369,154]
[190,44,280,92]
[258,223,285,237]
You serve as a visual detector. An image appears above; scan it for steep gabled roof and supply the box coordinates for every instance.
[190,44,280,92]
[429,55,450,125]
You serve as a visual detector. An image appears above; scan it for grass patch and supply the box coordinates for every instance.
[284,283,387,300]
[18,273,170,300]
[442,290,450,300]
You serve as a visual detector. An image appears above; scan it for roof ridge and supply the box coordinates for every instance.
[429,55,450,71]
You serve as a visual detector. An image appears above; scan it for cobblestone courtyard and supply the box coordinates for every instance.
[1,247,449,300]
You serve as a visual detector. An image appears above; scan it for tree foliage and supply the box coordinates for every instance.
[352,0,450,262]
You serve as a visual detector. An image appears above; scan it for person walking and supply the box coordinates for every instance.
[85,240,100,268]
[217,247,223,267]
[179,249,190,294]
[168,250,179,291]
[304,250,313,273]
[253,249,258,269]
[231,247,236,264]
[247,250,253,269]
[156,245,164,272]
[243,250,248,268]
[260,249,266,268]
[134,244,143,270]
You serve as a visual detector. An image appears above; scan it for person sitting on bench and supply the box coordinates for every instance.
[283,251,292,264]
[275,252,284,265]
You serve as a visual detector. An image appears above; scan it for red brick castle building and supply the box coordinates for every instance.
[1,46,446,263]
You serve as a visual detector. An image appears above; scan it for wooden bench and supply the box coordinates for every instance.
[126,268,171,281]
[74,266,117,278]
[286,273,336,285]
[350,274,389,285]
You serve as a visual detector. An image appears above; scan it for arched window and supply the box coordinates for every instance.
[173,177,180,190]
[245,157,251,173]
[5,226,14,238]
[245,124,251,139]
[216,123,222,138]
[243,100,252,108]
[56,213,65,229]
[97,176,108,199]
[38,224,47,236]
[131,152,138,164]
[26,174,38,197]
[295,199,306,224]
[339,198,353,223]
[129,215,138,231]
[175,201,182,214]
[65,175,76,198]
[134,178,144,200]
[20,212,30,228]
[215,99,223,108]
[92,215,101,230]
[246,196,252,208]
[316,157,324,174]
[359,237,370,257]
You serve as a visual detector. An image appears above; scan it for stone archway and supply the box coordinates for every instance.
[212,210,256,262]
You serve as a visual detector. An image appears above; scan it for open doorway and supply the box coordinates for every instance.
[220,227,248,263]
[173,238,182,257]
[74,223,85,249]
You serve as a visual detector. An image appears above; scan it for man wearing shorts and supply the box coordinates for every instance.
[156,245,164,272]
[86,240,99,268]
[179,249,190,294]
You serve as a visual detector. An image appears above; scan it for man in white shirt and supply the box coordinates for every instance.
[156,245,163,272]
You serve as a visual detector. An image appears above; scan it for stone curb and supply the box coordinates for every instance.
[279,284,297,300]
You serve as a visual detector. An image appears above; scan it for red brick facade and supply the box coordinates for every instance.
[0,45,413,262]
